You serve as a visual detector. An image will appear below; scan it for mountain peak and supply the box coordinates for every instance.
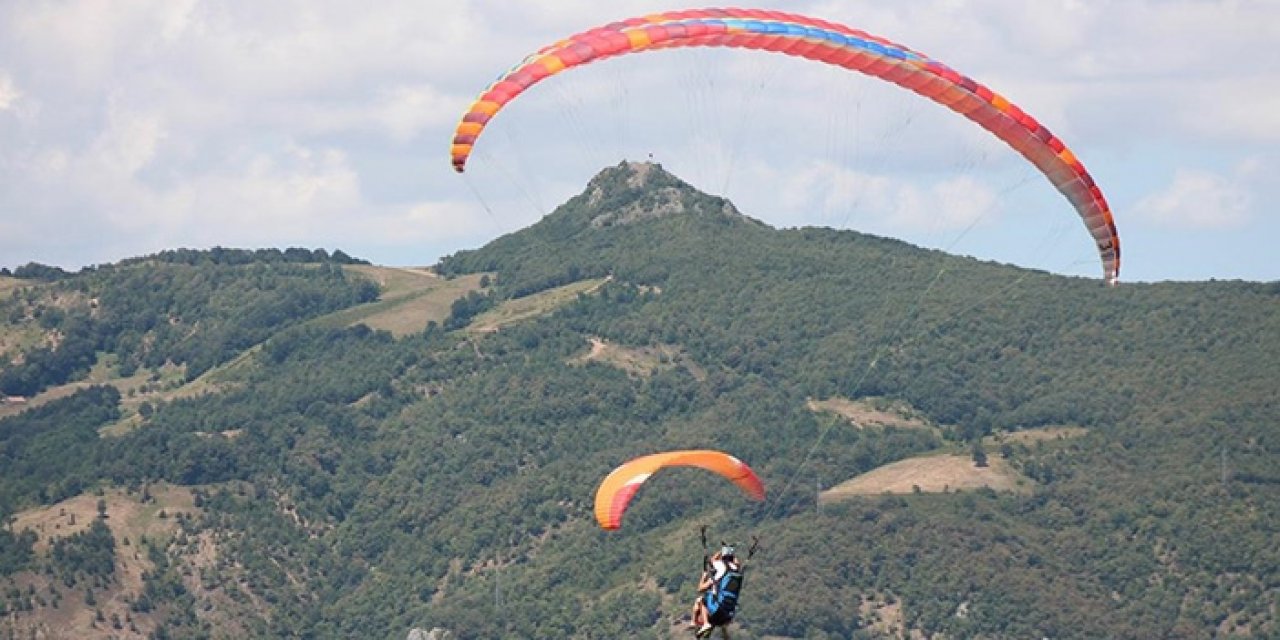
[590,160,662,190]
[578,160,744,228]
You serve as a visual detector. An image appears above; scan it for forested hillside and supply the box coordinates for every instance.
[2,162,1276,639]
[0,248,376,399]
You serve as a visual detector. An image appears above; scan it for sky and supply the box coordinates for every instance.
[1,0,1277,283]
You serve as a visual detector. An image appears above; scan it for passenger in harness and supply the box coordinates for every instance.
[690,545,744,638]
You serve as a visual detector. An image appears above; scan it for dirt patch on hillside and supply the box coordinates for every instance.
[346,264,439,289]
[571,336,705,380]
[9,485,197,552]
[3,485,200,639]
[821,454,1030,502]
[807,396,932,430]
[0,380,102,420]
[858,593,931,639]
[990,426,1089,445]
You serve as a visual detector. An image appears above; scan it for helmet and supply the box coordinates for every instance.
[720,545,736,558]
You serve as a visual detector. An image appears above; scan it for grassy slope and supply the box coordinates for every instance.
[326,266,490,337]
[466,276,610,334]
[821,453,1032,498]
[0,276,26,296]
[0,278,47,375]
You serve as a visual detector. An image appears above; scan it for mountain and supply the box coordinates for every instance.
[1,161,1277,639]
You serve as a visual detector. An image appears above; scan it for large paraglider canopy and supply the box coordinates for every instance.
[450,7,1120,284]
[595,450,765,530]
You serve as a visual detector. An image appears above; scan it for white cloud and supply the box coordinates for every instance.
[383,200,508,245]
[89,102,167,177]
[0,72,19,111]
[1180,76,1280,143]
[373,85,463,143]
[745,160,999,234]
[1133,165,1255,229]
[0,0,1276,280]
[199,146,364,232]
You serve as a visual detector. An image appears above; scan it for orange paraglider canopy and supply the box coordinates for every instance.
[594,450,765,530]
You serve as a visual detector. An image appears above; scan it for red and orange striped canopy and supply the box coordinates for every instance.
[451,8,1120,283]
